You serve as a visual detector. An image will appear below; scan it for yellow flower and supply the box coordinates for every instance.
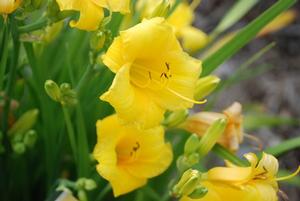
[55,0,130,31]
[182,102,243,151]
[93,114,173,196]
[100,17,202,128]
[181,152,300,201]
[0,0,21,14]
[137,0,209,52]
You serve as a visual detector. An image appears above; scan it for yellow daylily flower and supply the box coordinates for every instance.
[181,152,300,201]
[182,102,243,151]
[0,0,21,14]
[101,17,202,128]
[137,0,209,52]
[55,0,130,31]
[93,114,173,197]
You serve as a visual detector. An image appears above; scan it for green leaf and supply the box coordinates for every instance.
[202,0,297,76]
[212,0,259,37]
[265,136,300,156]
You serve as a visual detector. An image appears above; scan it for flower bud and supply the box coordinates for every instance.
[8,109,39,136]
[198,118,227,158]
[77,190,87,201]
[76,178,97,191]
[0,0,21,14]
[90,31,106,51]
[172,169,201,198]
[194,75,220,100]
[60,83,77,106]
[176,155,190,172]
[23,130,37,148]
[163,109,188,128]
[188,186,208,199]
[184,134,200,155]
[12,142,26,154]
[43,21,64,43]
[150,0,171,18]
[45,80,62,102]
[55,191,78,201]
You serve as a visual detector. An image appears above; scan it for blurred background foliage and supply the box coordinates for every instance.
[0,0,299,200]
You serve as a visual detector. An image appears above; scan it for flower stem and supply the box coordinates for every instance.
[18,18,48,33]
[0,22,9,90]
[62,106,77,162]
[265,136,300,156]
[96,183,112,201]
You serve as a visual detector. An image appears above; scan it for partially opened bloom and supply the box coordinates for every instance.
[55,0,130,30]
[182,102,243,151]
[0,0,21,14]
[181,152,300,201]
[137,0,209,52]
[101,17,202,128]
[93,114,173,196]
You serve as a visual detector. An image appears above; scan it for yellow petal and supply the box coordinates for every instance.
[167,3,194,30]
[100,65,165,129]
[257,152,279,177]
[124,126,173,177]
[149,52,201,110]
[120,17,182,61]
[207,166,253,184]
[0,0,21,14]
[56,0,104,31]
[93,0,130,13]
[93,114,172,197]
[180,26,209,52]
[102,36,125,73]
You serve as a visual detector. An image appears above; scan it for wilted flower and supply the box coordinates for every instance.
[55,0,130,30]
[182,102,243,151]
[93,114,173,196]
[181,152,300,201]
[101,17,203,128]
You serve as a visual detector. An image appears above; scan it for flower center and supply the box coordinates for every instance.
[130,61,206,104]
[116,139,141,165]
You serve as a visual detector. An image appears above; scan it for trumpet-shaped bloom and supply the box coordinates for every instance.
[55,0,130,30]
[181,152,300,201]
[182,102,243,151]
[93,114,173,196]
[0,0,21,14]
[101,17,202,128]
[136,0,209,52]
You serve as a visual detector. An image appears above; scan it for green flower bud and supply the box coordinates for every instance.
[84,179,97,191]
[172,169,201,198]
[194,75,220,100]
[188,186,208,199]
[60,83,77,106]
[23,130,38,148]
[198,118,227,158]
[163,109,189,128]
[12,142,26,154]
[176,155,190,172]
[184,134,200,155]
[77,190,87,201]
[187,153,200,165]
[150,0,171,18]
[8,109,39,136]
[90,31,106,51]
[45,80,62,102]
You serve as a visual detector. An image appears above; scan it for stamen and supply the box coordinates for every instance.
[166,87,207,104]
[276,166,300,181]
[244,133,263,151]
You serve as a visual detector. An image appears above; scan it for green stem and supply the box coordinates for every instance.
[62,106,77,162]
[76,64,93,97]
[212,144,249,167]
[0,21,9,90]
[18,18,48,33]
[96,184,112,201]
[265,136,300,156]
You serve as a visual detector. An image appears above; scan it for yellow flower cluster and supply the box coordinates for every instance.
[180,152,300,201]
